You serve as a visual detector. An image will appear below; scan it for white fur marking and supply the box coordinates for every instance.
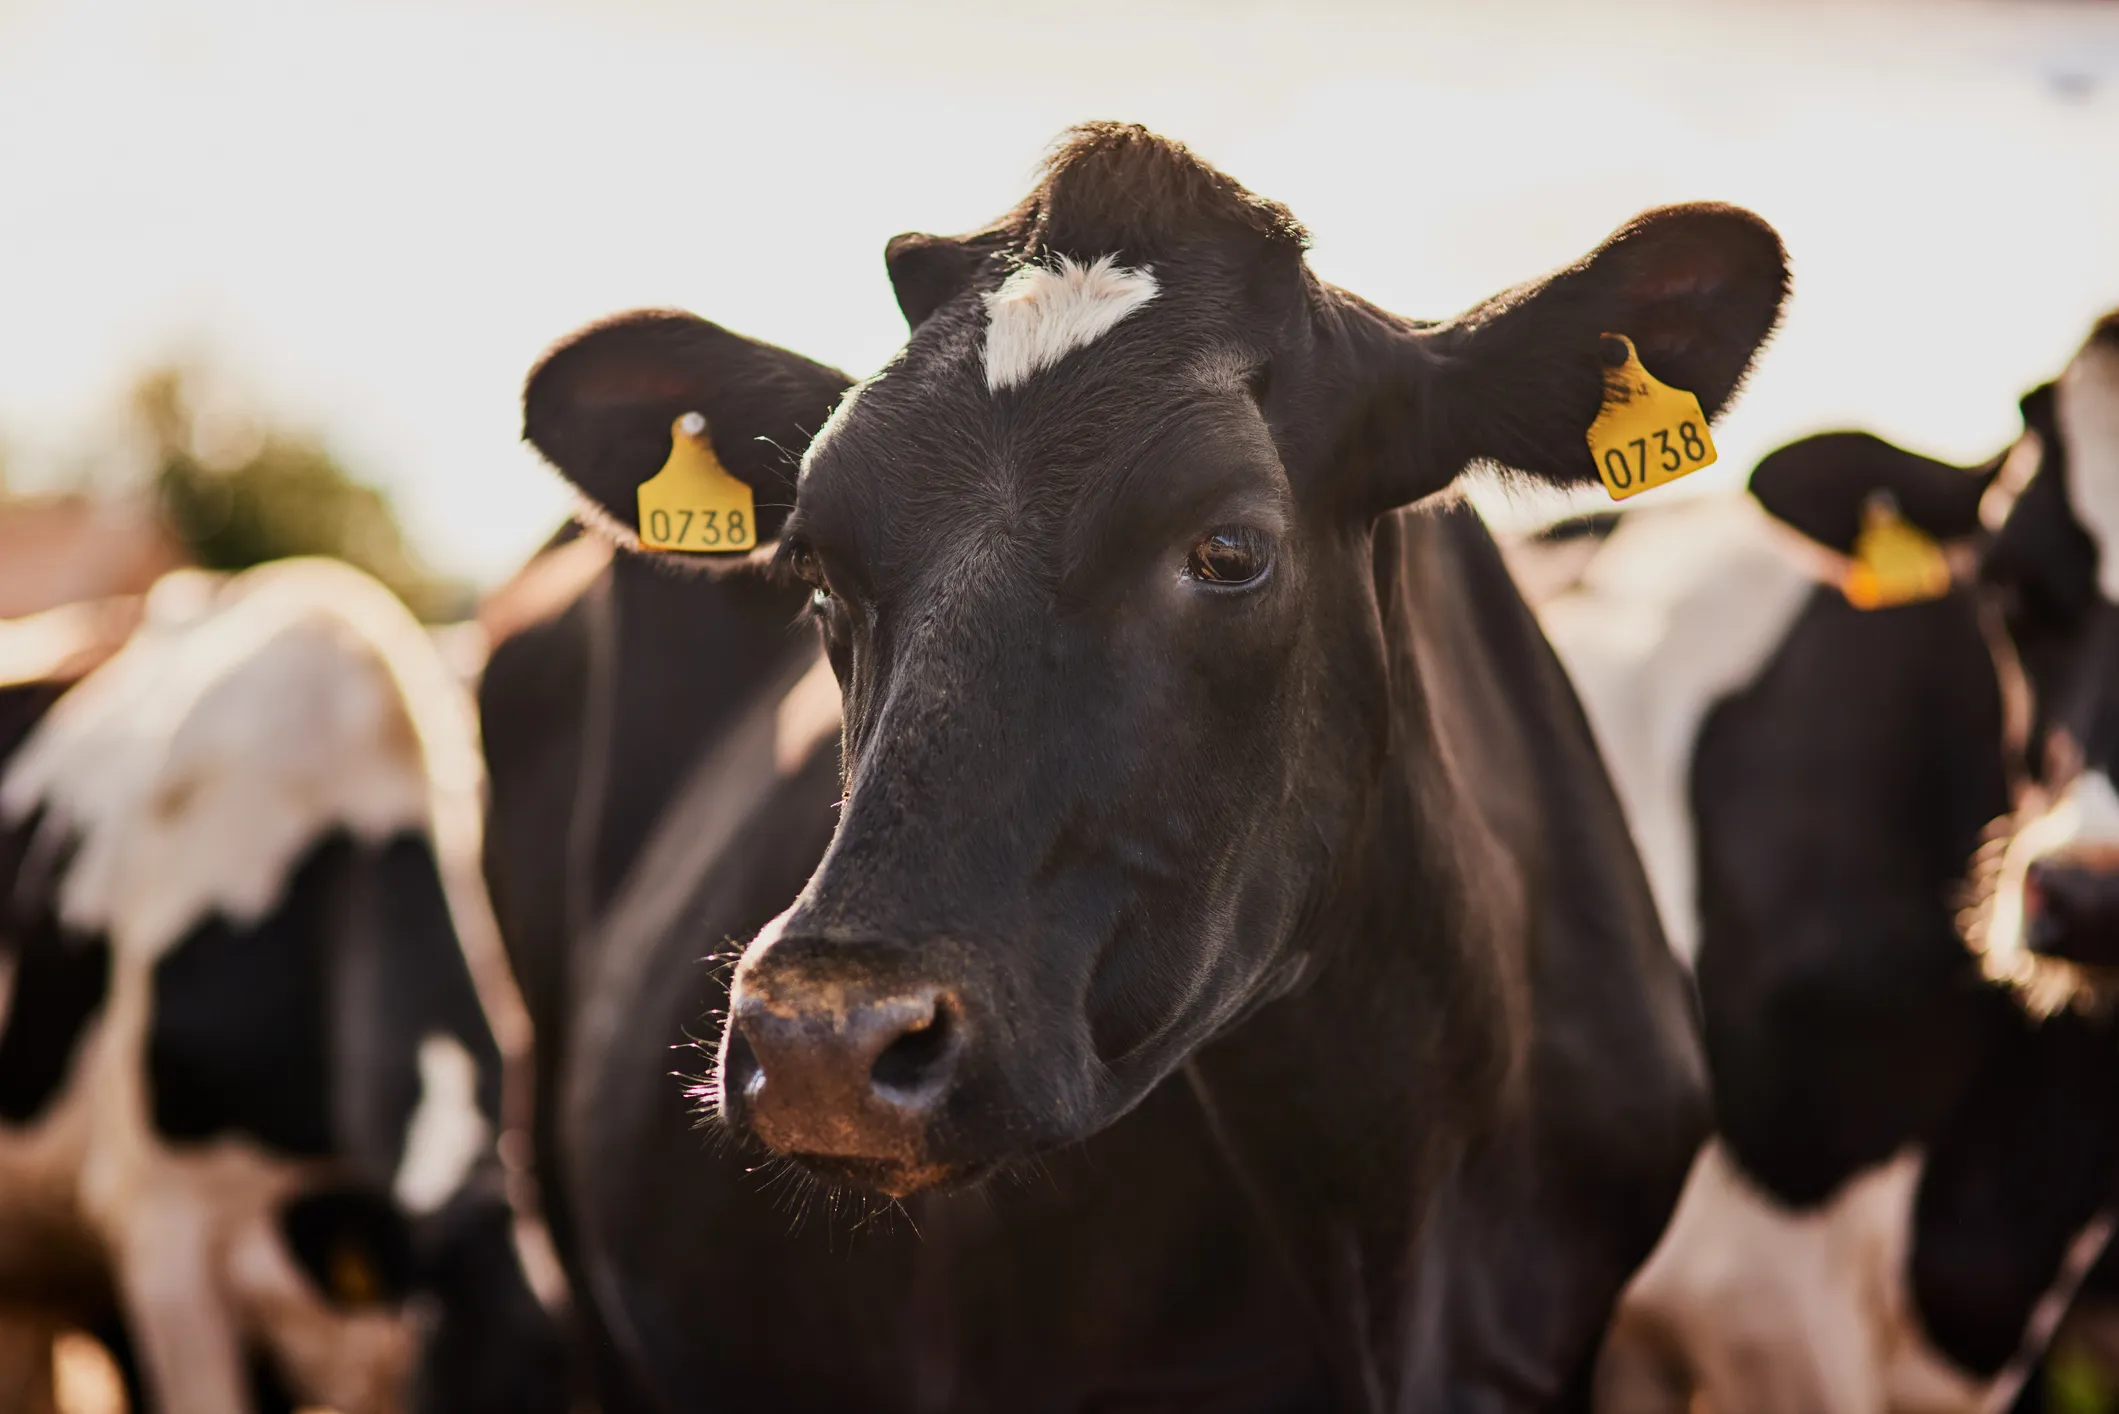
[0,576,430,962]
[2057,336,2119,601]
[0,559,529,1414]
[799,375,873,480]
[1983,769,2119,971]
[394,1034,489,1216]
[1537,496,1817,966]
[982,255,1158,392]
[1609,1142,1985,1413]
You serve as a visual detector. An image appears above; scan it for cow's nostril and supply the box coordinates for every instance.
[871,996,958,1100]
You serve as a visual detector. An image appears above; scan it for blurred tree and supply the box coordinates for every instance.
[133,368,468,621]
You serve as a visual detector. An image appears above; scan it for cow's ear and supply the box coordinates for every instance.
[1371,203,1789,506]
[2020,381,2059,442]
[1748,432,2004,554]
[522,311,853,551]
[885,233,987,331]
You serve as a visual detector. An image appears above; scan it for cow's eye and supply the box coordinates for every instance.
[786,543,832,609]
[1184,527,1273,588]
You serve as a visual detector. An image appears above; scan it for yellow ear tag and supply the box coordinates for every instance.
[636,412,758,553]
[1587,335,1717,502]
[1842,497,1952,610]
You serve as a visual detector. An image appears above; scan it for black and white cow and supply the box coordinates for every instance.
[492,122,1789,1408]
[0,560,566,1414]
[1533,313,2119,1412]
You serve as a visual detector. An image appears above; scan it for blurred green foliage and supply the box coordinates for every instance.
[133,368,469,621]
[2054,1339,2119,1414]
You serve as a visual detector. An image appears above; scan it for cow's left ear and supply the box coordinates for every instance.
[522,311,853,551]
[1368,203,1789,506]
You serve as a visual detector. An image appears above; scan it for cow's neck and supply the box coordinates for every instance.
[585,559,812,915]
[1181,507,1528,1403]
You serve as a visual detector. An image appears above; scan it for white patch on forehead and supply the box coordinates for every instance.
[394,1033,489,1215]
[2058,335,2119,601]
[1536,496,1817,968]
[982,255,1158,392]
[0,565,431,962]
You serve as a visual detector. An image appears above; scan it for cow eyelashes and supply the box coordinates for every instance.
[785,543,833,610]
[1183,527,1274,590]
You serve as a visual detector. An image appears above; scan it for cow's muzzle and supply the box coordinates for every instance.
[2025,844,2119,968]
[721,934,969,1195]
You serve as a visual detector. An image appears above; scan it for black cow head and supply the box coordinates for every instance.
[1748,430,2003,557]
[1972,314,2119,987]
[531,123,1788,1196]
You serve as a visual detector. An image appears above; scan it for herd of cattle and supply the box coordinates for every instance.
[1,121,2117,1412]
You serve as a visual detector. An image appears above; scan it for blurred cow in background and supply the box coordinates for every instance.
[1525,312,2119,1413]
[0,499,184,623]
[0,560,564,1414]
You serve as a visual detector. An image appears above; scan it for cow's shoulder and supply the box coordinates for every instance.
[1533,494,1818,965]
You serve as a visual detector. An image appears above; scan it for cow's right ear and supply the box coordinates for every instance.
[522,311,853,551]
[1749,431,2004,554]
[884,233,989,331]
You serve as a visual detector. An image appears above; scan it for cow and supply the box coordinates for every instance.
[480,346,846,1413]
[1529,312,2119,1412]
[489,121,1790,1409]
[0,560,567,1414]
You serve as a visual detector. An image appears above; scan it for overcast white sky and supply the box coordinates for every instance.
[2,0,2116,582]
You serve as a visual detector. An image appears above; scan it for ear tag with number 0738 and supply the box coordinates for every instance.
[636,412,757,553]
[1587,335,1717,502]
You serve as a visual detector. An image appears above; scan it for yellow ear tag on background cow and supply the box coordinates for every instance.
[1842,497,1952,610]
[636,412,758,553]
[1587,334,1717,502]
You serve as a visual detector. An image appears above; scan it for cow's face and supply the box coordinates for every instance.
[237,1182,563,1414]
[1974,315,2119,989]
[526,124,1787,1196]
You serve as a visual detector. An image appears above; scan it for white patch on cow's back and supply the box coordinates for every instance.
[2057,335,2119,601]
[0,596,138,689]
[394,1034,489,1216]
[0,571,430,962]
[982,255,1158,392]
[1537,496,1817,966]
[1606,1141,1987,1414]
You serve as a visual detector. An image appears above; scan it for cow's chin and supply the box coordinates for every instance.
[782,1152,989,1199]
